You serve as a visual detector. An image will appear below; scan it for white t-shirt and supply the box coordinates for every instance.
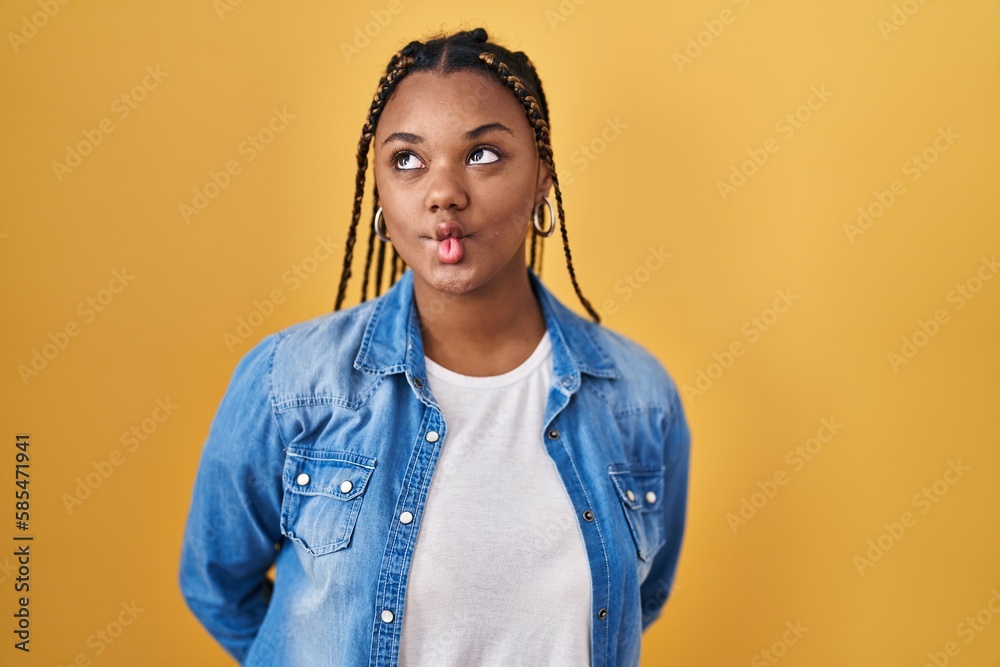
[398,331,592,666]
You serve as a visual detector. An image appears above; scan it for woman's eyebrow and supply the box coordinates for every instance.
[380,122,514,147]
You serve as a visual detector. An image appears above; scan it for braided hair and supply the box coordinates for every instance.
[333,27,600,322]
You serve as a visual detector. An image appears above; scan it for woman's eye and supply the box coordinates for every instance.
[468,147,500,165]
[395,152,424,170]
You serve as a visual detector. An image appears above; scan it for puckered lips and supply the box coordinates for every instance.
[434,221,467,264]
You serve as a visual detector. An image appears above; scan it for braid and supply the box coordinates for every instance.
[537,225,545,276]
[529,228,537,273]
[374,208,388,297]
[478,52,600,322]
[528,203,547,277]
[521,55,551,127]
[520,52,548,280]
[333,45,417,310]
[360,188,380,301]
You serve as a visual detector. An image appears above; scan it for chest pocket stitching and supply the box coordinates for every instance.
[281,449,377,556]
[608,463,666,563]
[273,373,386,413]
[612,403,667,418]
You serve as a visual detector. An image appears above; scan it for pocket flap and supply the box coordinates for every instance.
[283,449,376,501]
[609,463,665,512]
[608,463,666,563]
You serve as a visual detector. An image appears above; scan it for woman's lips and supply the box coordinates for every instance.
[434,221,466,264]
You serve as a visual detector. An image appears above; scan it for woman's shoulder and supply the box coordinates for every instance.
[593,323,681,396]
[271,298,377,354]
[545,294,673,376]
[230,298,384,408]
[546,300,682,411]
[589,321,665,367]
[533,275,681,404]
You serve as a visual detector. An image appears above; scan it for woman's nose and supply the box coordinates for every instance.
[424,162,469,212]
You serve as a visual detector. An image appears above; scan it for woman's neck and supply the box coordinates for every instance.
[413,267,546,377]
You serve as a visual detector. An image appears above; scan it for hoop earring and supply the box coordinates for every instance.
[374,206,391,243]
[533,197,555,237]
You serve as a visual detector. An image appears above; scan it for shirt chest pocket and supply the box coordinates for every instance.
[608,463,666,563]
[280,449,376,556]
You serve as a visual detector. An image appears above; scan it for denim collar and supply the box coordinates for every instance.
[353,268,618,395]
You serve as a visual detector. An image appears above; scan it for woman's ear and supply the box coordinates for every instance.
[535,158,552,204]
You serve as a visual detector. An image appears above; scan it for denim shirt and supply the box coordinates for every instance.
[179,268,690,667]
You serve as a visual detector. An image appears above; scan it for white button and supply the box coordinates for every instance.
[645,491,657,504]
[425,431,440,443]
[399,511,414,524]
[381,609,394,623]
[626,490,635,502]
[296,473,310,486]
[340,480,353,493]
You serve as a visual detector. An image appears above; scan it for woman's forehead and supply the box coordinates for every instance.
[377,70,528,138]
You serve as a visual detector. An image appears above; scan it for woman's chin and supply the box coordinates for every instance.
[408,258,493,297]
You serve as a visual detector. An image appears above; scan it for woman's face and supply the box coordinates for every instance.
[373,69,551,297]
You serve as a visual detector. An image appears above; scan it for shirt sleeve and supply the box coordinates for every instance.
[178,333,286,662]
[640,380,691,632]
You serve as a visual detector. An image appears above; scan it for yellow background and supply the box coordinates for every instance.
[2,0,998,665]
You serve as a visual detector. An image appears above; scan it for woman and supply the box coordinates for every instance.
[179,27,690,667]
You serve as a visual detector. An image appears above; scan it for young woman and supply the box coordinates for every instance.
[179,27,690,667]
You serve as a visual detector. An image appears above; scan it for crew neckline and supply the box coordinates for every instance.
[424,331,552,389]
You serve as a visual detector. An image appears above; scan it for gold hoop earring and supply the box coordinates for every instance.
[533,197,555,237]
[374,206,390,243]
